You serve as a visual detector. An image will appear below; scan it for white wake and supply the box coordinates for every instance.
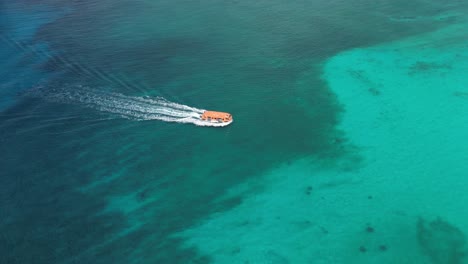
[25,85,232,127]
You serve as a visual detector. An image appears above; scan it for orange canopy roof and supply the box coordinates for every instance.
[201,111,232,119]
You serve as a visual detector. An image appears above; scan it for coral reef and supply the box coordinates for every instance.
[453,91,468,99]
[348,69,381,96]
[365,224,375,233]
[408,61,452,75]
[417,217,467,264]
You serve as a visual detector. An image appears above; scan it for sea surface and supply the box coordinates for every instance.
[1,1,468,263]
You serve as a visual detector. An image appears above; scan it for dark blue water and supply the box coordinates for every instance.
[1,0,467,263]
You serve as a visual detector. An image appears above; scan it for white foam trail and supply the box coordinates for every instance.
[26,85,232,127]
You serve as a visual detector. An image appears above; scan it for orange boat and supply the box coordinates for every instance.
[200,110,232,123]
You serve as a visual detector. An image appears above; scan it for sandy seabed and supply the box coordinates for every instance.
[178,20,468,264]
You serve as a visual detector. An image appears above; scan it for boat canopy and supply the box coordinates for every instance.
[201,111,232,122]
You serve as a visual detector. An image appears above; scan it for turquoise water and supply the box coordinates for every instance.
[2,1,468,263]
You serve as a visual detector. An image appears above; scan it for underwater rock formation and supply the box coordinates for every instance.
[453,91,468,99]
[408,61,452,75]
[417,217,467,264]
